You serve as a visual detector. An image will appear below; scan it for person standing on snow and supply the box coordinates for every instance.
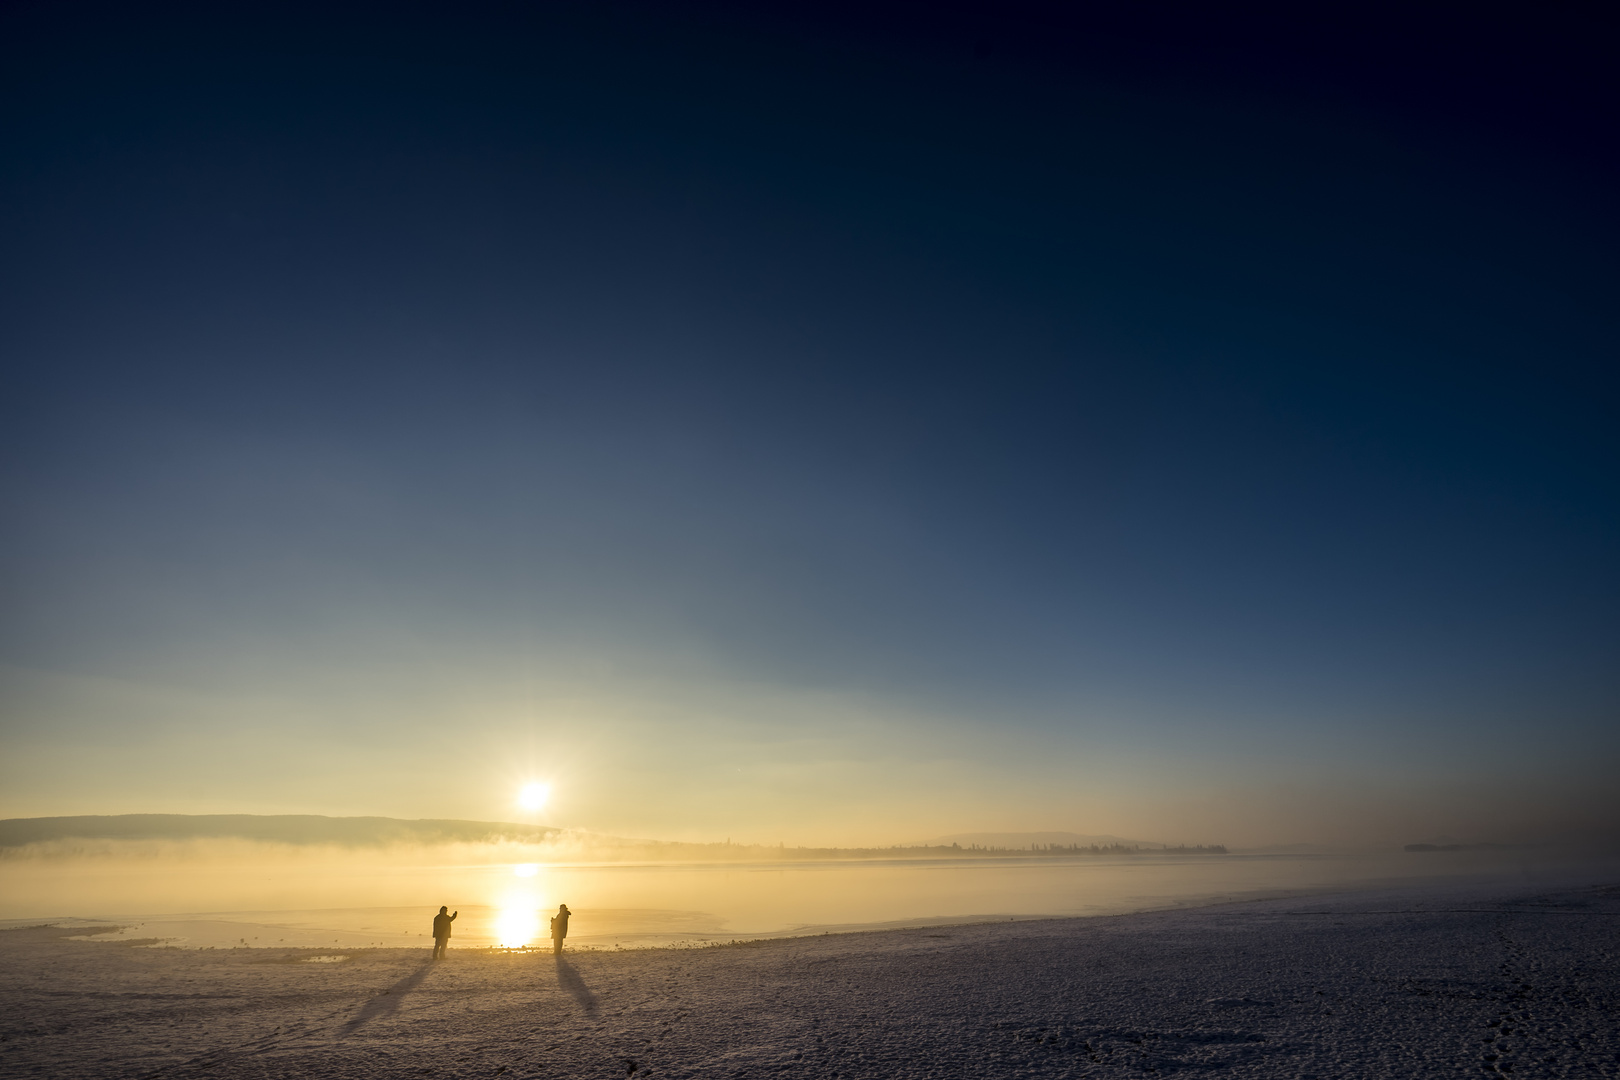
[432,906,457,959]
[550,904,570,955]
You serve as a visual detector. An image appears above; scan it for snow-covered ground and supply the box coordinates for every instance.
[3,874,1617,1078]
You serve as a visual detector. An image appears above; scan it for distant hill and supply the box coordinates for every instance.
[0,814,560,848]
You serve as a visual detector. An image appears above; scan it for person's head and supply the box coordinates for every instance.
[439,906,448,914]
[559,904,569,912]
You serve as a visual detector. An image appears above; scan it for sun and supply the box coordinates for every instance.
[518,782,550,812]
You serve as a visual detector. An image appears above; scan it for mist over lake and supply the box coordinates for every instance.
[7,817,1609,949]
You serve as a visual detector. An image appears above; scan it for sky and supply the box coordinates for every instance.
[2,0,1617,847]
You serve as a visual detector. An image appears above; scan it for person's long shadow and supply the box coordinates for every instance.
[554,954,598,1016]
[344,959,434,1034]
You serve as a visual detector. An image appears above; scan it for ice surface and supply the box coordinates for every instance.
[8,847,1596,947]
[2,873,1617,1078]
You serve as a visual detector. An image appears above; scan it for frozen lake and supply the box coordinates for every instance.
[7,845,1609,950]
[5,872,1619,1078]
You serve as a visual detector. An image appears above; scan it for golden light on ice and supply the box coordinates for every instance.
[518,782,550,811]
[513,863,538,877]
[495,906,539,948]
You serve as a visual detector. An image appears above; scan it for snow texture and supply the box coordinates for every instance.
[3,877,1618,1078]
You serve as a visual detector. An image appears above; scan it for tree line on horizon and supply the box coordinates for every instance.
[670,840,1229,858]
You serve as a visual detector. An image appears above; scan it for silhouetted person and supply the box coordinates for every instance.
[432,905,457,959]
[550,904,570,954]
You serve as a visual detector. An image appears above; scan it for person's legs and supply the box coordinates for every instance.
[553,936,562,955]
[433,937,446,959]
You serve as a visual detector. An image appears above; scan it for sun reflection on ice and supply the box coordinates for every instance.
[495,905,539,948]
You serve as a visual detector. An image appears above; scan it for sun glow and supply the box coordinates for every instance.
[514,863,538,877]
[495,905,539,948]
[518,782,550,811]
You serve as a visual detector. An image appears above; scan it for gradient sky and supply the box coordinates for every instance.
[2,1,1617,846]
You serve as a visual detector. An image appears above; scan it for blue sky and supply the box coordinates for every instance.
[2,1,1616,845]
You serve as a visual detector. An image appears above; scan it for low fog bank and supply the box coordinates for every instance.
[2,817,1222,864]
[0,815,559,849]
[6,817,1617,930]
[6,814,1618,862]
[0,833,649,922]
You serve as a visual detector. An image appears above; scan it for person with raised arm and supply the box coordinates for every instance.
[432,905,457,959]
